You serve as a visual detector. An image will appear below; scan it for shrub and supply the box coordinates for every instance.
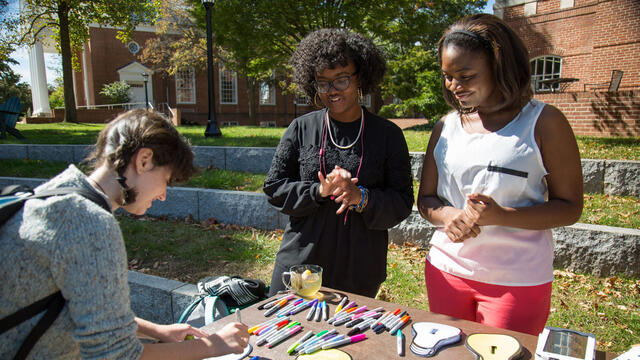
[99,81,131,104]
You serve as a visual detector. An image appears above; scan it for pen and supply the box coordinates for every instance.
[397,330,405,356]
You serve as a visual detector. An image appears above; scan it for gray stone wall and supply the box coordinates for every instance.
[3,176,638,278]
[1,144,636,196]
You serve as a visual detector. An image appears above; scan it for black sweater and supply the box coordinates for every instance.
[264,108,413,296]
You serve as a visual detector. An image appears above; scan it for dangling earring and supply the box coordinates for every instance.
[314,93,323,108]
[358,88,363,102]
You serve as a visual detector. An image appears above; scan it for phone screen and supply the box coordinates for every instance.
[543,329,588,358]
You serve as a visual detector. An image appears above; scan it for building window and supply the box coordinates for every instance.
[531,56,562,93]
[294,94,310,106]
[222,121,239,126]
[175,67,196,104]
[127,41,140,55]
[219,67,238,104]
[259,80,276,105]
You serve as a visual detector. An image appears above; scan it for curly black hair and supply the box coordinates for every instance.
[290,28,386,101]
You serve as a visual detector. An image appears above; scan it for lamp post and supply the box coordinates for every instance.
[202,0,221,137]
[141,72,149,110]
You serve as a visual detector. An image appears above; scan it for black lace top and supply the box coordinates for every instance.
[264,108,413,296]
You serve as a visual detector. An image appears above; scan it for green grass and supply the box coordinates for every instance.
[119,215,638,354]
[6,123,640,160]
[2,159,638,229]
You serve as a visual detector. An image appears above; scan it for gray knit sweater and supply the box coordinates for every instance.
[0,165,143,359]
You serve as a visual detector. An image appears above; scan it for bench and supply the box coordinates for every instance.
[0,96,26,139]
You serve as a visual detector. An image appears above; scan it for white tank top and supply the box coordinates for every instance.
[428,99,553,286]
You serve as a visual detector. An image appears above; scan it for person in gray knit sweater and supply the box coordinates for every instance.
[0,110,249,359]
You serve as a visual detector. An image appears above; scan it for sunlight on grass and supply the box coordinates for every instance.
[9,123,639,159]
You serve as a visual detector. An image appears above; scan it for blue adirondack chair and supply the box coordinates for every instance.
[0,96,26,139]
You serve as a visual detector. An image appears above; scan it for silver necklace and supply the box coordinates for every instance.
[325,108,364,150]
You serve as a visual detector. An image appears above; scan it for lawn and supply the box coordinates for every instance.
[1,158,638,229]
[118,214,639,354]
[7,123,640,160]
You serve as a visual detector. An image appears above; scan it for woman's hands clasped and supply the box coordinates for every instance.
[442,193,505,242]
[318,165,362,214]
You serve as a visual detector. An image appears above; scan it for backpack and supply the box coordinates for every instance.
[178,276,267,327]
[0,184,111,360]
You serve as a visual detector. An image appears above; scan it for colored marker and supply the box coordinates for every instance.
[296,330,330,354]
[397,330,405,356]
[291,299,316,315]
[322,334,367,350]
[304,334,345,354]
[389,315,410,335]
[306,301,317,320]
[277,298,303,316]
[267,325,302,348]
[314,302,323,322]
[264,298,289,317]
[322,301,329,321]
[287,330,314,354]
[335,296,348,314]
[249,316,283,334]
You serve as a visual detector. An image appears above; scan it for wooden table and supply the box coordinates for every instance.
[202,287,615,360]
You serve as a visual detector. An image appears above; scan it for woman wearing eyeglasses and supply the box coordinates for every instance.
[264,28,413,297]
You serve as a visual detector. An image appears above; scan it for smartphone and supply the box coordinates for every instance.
[535,326,596,360]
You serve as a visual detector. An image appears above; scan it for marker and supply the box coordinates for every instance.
[235,309,242,324]
[322,334,367,350]
[304,334,345,354]
[267,325,302,348]
[297,329,337,354]
[314,302,323,322]
[259,294,293,310]
[322,301,329,321]
[277,298,303,316]
[397,330,405,356]
[264,298,289,317]
[249,357,260,360]
[335,296,348,314]
[389,315,410,335]
[296,330,328,353]
[306,301,317,320]
[287,330,314,354]
[290,299,316,315]
[385,311,408,331]
[249,316,284,334]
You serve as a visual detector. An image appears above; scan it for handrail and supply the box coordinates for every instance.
[76,102,148,110]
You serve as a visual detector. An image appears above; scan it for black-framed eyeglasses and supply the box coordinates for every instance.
[313,74,355,94]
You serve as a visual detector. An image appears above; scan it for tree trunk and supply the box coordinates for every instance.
[57,0,77,123]
[246,77,257,125]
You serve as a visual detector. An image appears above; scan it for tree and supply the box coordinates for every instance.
[144,0,484,122]
[49,76,64,108]
[8,0,157,122]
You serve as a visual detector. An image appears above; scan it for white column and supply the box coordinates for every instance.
[28,42,52,116]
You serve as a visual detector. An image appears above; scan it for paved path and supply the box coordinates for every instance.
[389,118,432,129]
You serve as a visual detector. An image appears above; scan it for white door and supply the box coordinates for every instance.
[127,81,147,108]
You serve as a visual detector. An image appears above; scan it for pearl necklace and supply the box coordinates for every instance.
[325,108,364,150]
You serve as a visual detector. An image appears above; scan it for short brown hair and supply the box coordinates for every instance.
[438,14,532,113]
[87,109,196,186]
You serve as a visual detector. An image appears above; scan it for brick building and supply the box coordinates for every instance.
[63,25,375,127]
[495,0,640,136]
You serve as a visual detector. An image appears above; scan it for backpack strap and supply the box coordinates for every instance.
[0,185,110,359]
[1,292,65,360]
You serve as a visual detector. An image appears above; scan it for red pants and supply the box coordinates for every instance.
[425,260,551,335]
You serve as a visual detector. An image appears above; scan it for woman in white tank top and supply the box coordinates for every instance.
[417,14,583,335]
